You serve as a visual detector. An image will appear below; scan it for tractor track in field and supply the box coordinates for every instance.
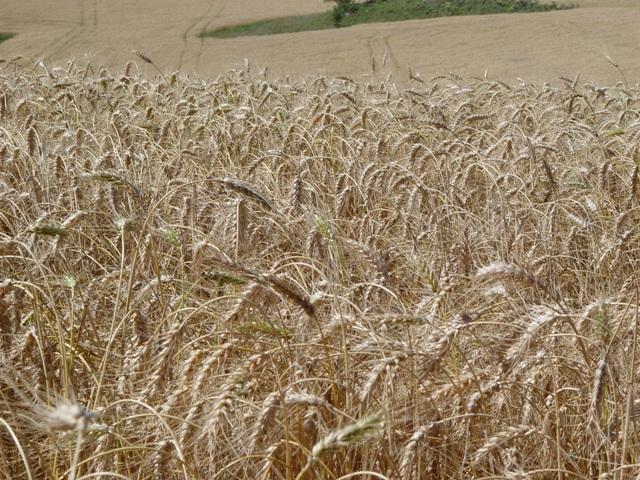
[194,3,226,68]
[177,0,220,70]
[41,0,97,63]
[1,1,640,84]
[382,36,400,71]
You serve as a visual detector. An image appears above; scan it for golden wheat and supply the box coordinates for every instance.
[1,60,640,479]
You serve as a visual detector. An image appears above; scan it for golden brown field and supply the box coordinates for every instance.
[0,0,639,83]
[1,55,640,478]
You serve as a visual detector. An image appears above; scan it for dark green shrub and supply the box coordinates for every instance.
[330,0,359,27]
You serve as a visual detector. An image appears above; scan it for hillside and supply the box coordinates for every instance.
[0,1,639,83]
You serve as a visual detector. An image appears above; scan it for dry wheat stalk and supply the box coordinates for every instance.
[1,62,640,479]
[472,425,537,465]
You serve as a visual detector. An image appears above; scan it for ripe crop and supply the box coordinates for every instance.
[1,60,640,479]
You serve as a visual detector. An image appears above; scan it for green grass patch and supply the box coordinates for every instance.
[201,12,335,39]
[0,33,15,44]
[201,0,568,39]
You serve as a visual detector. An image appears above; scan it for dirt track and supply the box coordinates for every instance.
[0,0,638,84]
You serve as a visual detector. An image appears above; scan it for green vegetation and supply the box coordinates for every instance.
[0,33,14,44]
[201,12,335,39]
[201,0,567,39]
[339,0,565,27]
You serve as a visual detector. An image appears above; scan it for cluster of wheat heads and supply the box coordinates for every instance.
[1,59,640,479]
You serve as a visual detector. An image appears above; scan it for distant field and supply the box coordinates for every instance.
[0,33,13,44]
[2,59,640,479]
[202,0,566,39]
[0,0,638,83]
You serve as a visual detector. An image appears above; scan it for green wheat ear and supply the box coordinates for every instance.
[312,411,383,458]
[240,320,292,338]
[296,411,383,479]
[203,270,247,286]
[29,222,68,237]
[159,227,181,248]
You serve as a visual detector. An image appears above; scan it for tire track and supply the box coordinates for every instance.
[365,36,374,71]
[383,36,400,70]
[36,0,84,62]
[177,0,220,70]
[47,0,99,63]
[195,2,225,68]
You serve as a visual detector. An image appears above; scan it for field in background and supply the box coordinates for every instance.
[201,0,565,39]
[2,59,640,479]
[0,0,639,83]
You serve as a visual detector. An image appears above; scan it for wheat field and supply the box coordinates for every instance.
[1,59,640,479]
[1,0,639,83]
